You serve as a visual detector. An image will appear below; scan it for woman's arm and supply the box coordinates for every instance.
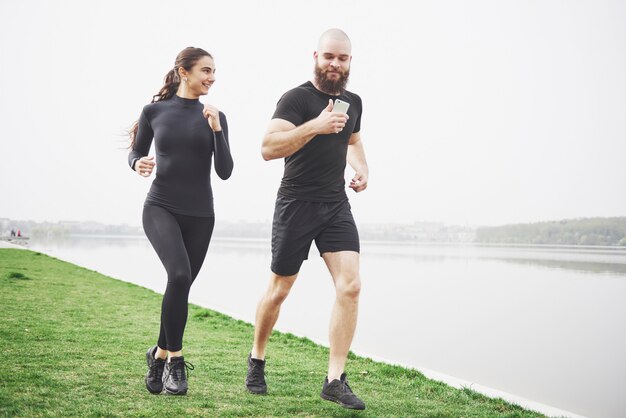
[213,112,233,180]
[128,108,156,177]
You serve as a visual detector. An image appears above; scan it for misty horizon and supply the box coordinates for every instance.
[1,1,625,228]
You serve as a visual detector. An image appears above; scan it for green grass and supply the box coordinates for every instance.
[0,249,544,417]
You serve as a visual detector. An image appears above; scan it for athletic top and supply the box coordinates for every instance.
[272,81,362,202]
[128,95,233,217]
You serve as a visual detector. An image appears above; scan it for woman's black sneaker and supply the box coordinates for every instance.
[245,353,267,394]
[320,373,366,410]
[145,345,165,394]
[163,356,194,395]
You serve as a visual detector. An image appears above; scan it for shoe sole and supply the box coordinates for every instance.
[164,387,187,395]
[320,393,366,410]
[245,385,267,395]
[145,376,163,394]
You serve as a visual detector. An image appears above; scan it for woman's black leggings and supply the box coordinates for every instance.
[142,205,215,352]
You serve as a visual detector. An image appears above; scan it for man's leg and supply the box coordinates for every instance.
[251,272,298,360]
[319,250,365,410]
[322,250,361,381]
[246,272,297,394]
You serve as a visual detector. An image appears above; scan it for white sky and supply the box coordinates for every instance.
[1,0,624,227]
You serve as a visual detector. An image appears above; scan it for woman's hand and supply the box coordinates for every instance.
[134,156,155,177]
[203,104,222,132]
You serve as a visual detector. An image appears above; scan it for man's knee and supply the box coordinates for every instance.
[337,276,361,300]
[265,274,297,306]
[267,287,290,306]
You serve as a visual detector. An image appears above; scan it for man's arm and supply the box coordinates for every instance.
[261,118,317,161]
[347,131,368,192]
[261,99,348,161]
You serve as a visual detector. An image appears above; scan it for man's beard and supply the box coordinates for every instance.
[314,63,350,95]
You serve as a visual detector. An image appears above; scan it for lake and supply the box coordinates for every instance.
[26,236,626,418]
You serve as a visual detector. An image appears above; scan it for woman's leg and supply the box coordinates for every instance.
[178,213,215,284]
[142,207,214,395]
[142,205,193,353]
[163,212,214,352]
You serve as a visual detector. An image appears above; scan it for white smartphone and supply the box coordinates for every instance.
[333,99,350,114]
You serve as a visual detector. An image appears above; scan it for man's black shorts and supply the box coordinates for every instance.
[271,195,360,276]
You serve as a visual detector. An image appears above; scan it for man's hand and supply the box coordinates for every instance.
[313,99,349,135]
[135,156,155,177]
[349,171,368,192]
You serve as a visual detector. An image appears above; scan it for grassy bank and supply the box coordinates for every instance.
[0,249,543,417]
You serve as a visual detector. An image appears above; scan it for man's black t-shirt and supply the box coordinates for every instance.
[128,95,233,217]
[272,81,362,202]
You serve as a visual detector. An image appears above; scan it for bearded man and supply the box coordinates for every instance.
[245,28,369,410]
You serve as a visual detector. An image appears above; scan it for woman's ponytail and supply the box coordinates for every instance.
[152,68,180,103]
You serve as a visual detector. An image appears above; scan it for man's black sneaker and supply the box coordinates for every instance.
[163,356,194,395]
[320,373,366,410]
[145,345,165,394]
[245,353,267,394]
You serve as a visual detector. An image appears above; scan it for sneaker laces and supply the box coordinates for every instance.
[148,359,165,381]
[167,360,195,382]
[343,379,353,393]
[338,377,357,398]
[249,360,264,380]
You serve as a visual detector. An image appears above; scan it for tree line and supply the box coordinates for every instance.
[475,217,626,246]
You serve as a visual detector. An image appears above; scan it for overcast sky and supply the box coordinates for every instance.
[1,0,624,227]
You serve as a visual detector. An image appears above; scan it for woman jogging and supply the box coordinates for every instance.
[128,47,233,395]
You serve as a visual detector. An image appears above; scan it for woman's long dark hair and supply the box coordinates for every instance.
[128,47,212,148]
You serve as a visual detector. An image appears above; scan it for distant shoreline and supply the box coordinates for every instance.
[20,230,626,255]
[4,216,626,248]
[28,233,626,252]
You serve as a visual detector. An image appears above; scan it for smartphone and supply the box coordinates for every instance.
[333,99,350,114]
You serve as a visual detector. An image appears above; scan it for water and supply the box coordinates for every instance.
[25,236,626,418]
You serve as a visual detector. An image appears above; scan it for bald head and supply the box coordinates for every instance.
[317,28,352,53]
